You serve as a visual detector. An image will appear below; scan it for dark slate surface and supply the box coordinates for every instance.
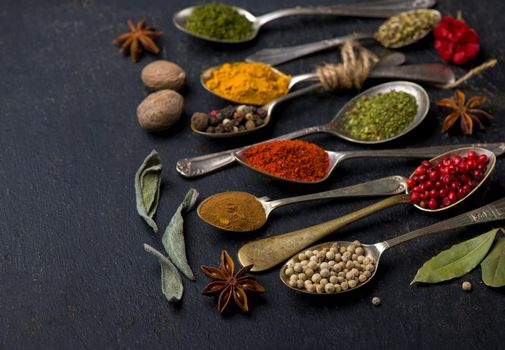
[1,0,505,349]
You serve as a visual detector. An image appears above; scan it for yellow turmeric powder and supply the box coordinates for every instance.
[204,62,291,105]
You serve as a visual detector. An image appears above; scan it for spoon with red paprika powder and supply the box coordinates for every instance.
[237,147,496,271]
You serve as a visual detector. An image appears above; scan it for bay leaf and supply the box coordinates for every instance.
[135,150,162,232]
[162,188,199,281]
[144,243,183,302]
[481,236,505,288]
[411,228,498,284]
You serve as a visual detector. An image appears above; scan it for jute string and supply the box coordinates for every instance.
[316,41,379,91]
[315,40,497,91]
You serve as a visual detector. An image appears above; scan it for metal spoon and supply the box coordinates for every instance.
[237,147,496,271]
[280,195,505,294]
[247,9,441,66]
[198,176,408,232]
[201,61,454,106]
[173,0,436,44]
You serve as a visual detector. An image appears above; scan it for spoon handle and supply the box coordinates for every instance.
[268,175,407,211]
[176,125,332,178]
[246,33,372,66]
[383,196,505,249]
[368,64,455,85]
[342,143,505,160]
[237,194,410,272]
[256,0,436,26]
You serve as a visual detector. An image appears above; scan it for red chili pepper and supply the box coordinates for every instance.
[242,140,329,182]
[433,16,480,65]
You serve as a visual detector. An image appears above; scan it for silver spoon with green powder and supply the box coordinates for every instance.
[174,1,437,44]
[247,9,441,66]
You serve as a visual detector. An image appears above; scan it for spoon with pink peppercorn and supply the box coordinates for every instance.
[237,147,496,272]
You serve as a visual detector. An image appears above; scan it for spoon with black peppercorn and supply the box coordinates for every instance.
[198,176,408,232]
[237,147,496,271]
[279,195,505,295]
[174,0,436,44]
[247,9,441,66]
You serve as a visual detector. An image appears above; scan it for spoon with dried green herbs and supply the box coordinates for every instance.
[237,147,496,271]
[173,1,436,44]
[279,196,505,295]
[247,9,441,66]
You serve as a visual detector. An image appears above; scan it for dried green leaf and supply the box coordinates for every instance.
[481,236,505,288]
[411,229,498,284]
[162,188,199,280]
[144,243,183,302]
[135,150,162,232]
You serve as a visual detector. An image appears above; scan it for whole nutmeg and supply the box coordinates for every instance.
[141,60,186,92]
[137,90,184,132]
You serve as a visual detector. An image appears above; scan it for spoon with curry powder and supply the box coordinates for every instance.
[237,147,496,272]
[173,0,436,44]
[197,176,407,232]
[247,9,441,66]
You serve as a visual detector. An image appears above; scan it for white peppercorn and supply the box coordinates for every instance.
[305,268,314,278]
[298,253,307,261]
[372,297,381,306]
[298,273,307,281]
[462,281,472,292]
[296,280,305,289]
[355,247,365,256]
[316,284,325,294]
[320,269,330,278]
[320,262,330,270]
[348,279,357,288]
[312,273,322,283]
[359,274,367,283]
[325,283,336,293]
[326,251,335,260]
[335,284,342,292]
[285,267,294,277]
[306,284,316,293]
[330,276,338,284]
[341,281,349,290]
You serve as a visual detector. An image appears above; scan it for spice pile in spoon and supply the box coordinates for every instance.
[241,140,330,182]
[407,150,490,209]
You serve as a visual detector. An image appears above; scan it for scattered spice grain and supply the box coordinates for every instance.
[242,140,330,182]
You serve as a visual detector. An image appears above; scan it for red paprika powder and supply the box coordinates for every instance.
[242,140,329,182]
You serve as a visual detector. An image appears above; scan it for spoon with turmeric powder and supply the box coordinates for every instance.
[200,60,454,106]
[197,176,407,232]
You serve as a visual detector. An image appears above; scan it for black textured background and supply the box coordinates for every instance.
[1,0,504,349]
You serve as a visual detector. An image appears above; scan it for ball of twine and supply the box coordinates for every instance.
[316,41,379,91]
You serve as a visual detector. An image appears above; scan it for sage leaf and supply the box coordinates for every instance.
[162,188,199,281]
[135,150,162,232]
[481,236,505,288]
[411,229,498,284]
[144,243,183,302]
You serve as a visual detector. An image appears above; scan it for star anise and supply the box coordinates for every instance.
[436,90,493,135]
[112,19,162,63]
[201,250,265,313]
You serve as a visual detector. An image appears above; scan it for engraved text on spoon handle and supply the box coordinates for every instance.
[384,196,505,249]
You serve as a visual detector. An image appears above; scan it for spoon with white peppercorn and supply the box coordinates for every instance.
[280,196,505,294]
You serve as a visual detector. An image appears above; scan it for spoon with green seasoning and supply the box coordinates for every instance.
[200,61,454,106]
[237,147,497,272]
[247,9,441,66]
[173,0,437,44]
[197,176,408,232]
[279,196,505,295]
